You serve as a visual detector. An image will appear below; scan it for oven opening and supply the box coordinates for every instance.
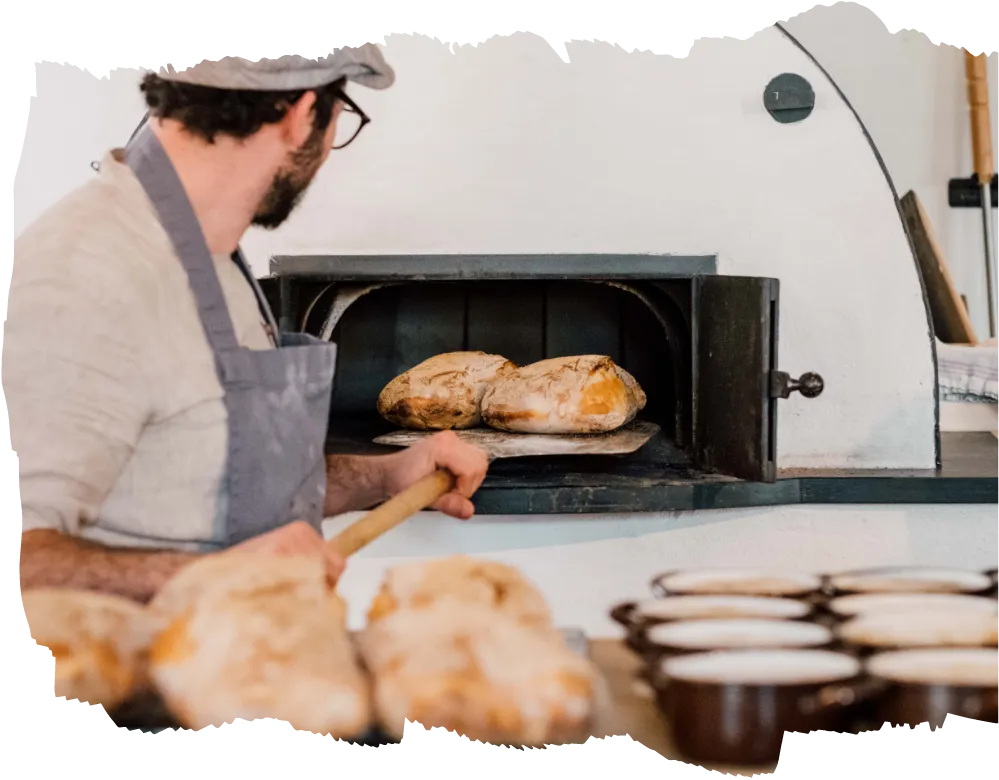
[320,279,710,495]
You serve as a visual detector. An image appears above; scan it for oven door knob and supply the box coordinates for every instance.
[770,371,824,399]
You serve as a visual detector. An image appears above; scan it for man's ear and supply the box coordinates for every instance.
[279,91,318,148]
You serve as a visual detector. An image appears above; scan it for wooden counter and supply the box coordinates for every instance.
[588,639,778,776]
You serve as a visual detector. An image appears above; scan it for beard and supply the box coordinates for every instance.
[251,128,325,230]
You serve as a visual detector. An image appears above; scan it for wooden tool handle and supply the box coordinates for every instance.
[329,469,455,556]
[964,50,994,182]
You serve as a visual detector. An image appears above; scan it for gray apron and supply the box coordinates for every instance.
[124,127,337,546]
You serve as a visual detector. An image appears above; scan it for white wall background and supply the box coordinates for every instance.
[13,4,996,345]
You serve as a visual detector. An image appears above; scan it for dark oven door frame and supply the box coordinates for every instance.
[259,254,823,495]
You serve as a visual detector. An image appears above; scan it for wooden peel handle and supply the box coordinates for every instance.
[329,469,455,557]
[964,50,994,182]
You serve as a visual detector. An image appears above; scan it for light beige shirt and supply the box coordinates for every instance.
[4,150,273,551]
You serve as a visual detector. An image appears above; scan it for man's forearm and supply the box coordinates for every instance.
[324,454,392,517]
[19,530,199,604]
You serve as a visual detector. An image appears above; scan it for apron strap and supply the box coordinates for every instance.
[124,126,242,355]
[231,248,282,339]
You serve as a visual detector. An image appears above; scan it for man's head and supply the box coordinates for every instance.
[141,74,357,227]
[141,48,393,229]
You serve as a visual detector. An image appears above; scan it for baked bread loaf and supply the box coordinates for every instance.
[358,601,597,746]
[481,355,646,434]
[22,588,155,711]
[147,552,370,737]
[367,555,552,630]
[377,351,517,430]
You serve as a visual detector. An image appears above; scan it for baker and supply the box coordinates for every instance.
[6,46,489,603]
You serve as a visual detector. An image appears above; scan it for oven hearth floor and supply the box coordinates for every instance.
[326,418,996,513]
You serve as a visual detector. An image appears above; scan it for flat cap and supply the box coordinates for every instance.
[157,44,395,91]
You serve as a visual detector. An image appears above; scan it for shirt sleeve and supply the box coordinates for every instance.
[3,239,153,537]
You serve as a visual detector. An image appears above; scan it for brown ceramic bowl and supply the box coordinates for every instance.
[651,649,874,765]
[650,569,824,600]
[986,568,998,599]
[610,596,816,655]
[864,648,999,728]
[824,593,999,623]
[835,611,999,656]
[825,566,993,597]
[639,618,837,668]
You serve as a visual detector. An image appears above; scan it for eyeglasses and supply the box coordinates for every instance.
[331,90,370,150]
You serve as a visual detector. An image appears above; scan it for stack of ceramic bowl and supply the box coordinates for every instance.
[822,567,997,666]
[823,566,997,732]
[612,569,827,663]
[609,565,998,766]
[826,592,997,655]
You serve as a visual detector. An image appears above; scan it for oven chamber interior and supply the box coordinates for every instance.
[260,256,812,512]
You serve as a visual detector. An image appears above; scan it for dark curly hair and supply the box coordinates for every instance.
[139,73,347,144]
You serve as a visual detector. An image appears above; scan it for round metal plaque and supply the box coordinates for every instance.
[763,73,815,124]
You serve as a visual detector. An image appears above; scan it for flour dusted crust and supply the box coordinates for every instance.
[377,351,517,430]
[22,588,155,711]
[146,548,313,620]
[481,355,646,434]
[366,555,552,630]
[147,553,370,737]
[358,601,597,745]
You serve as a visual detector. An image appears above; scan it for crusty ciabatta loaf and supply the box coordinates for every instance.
[147,553,370,738]
[377,351,517,430]
[22,588,155,712]
[366,555,552,630]
[358,600,598,746]
[481,355,646,434]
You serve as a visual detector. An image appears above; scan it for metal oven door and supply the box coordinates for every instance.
[692,275,823,483]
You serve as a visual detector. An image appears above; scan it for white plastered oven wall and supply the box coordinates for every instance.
[244,27,939,471]
[782,4,998,436]
[783,3,999,346]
